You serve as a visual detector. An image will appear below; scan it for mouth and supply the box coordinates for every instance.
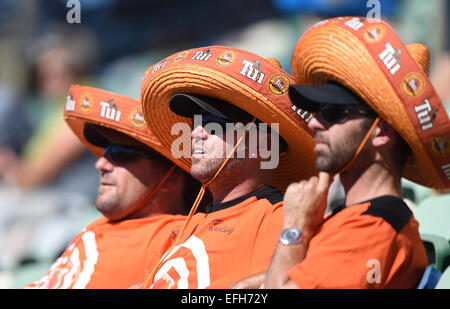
[192,148,206,159]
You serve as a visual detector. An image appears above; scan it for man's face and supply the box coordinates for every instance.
[190,123,229,183]
[190,116,257,183]
[95,143,166,221]
[308,105,375,174]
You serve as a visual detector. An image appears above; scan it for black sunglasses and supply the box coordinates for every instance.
[103,144,152,164]
[317,103,377,123]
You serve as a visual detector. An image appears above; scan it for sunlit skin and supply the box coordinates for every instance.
[190,123,272,203]
[307,113,374,176]
[95,154,171,221]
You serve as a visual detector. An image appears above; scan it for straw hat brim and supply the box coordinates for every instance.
[64,84,190,173]
[141,46,318,192]
[291,18,450,189]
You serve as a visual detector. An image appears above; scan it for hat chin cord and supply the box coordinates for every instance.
[335,117,380,176]
[142,117,257,288]
[138,164,177,213]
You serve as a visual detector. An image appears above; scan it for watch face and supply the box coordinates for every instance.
[280,227,301,245]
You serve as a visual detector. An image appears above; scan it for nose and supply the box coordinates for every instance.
[95,156,114,173]
[307,114,327,132]
[191,124,208,142]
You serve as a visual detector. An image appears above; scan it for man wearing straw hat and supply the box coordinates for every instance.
[139,46,318,288]
[262,17,450,288]
[25,85,204,288]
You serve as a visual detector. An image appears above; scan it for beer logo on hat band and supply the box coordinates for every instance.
[129,106,146,129]
[401,73,425,97]
[152,59,167,74]
[364,24,386,43]
[191,48,212,62]
[431,136,450,155]
[269,73,290,95]
[172,51,189,63]
[65,93,75,111]
[80,92,93,113]
[100,99,121,122]
[240,59,265,85]
[217,50,237,66]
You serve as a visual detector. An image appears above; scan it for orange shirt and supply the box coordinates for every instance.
[25,214,186,289]
[288,195,428,288]
[145,186,284,289]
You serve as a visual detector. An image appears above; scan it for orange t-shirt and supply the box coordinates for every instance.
[288,195,428,288]
[25,214,186,289]
[145,186,284,289]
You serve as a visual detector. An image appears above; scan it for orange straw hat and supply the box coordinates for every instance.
[140,45,318,192]
[290,17,450,189]
[64,84,190,173]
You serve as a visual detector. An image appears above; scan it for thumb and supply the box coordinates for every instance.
[318,172,332,191]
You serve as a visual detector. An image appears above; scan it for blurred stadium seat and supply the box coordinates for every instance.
[417,265,441,289]
[415,194,450,272]
[435,266,450,289]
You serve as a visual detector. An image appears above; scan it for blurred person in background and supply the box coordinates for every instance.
[0,24,101,286]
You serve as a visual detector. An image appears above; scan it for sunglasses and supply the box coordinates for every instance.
[103,144,152,164]
[317,103,377,123]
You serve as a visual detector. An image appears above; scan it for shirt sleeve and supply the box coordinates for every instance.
[288,214,405,289]
[250,202,283,274]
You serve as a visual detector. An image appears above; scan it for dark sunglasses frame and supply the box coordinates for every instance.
[317,103,377,123]
[103,144,152,164]
[200,114,250,135]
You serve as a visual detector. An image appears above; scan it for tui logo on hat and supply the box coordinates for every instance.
[217,50,236,66]
[269,73,290,95]
[172,51,189,63]
[129,106,146,129]
[401,72,425,97]
[80,92,93,113]
[364,24,386,43]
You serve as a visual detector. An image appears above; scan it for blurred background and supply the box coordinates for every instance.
[0,0,448,288]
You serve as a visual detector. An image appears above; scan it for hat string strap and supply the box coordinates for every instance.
[336,117,380,175]
[139,164,177,209]
[142,117,257,289]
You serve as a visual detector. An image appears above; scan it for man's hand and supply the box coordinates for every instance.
[282,172,331,241]
[264,172,332,289]
[230,272,265,289]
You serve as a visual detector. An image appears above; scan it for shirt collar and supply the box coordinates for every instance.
[205,186,283,214]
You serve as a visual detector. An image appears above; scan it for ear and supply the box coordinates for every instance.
[371,119,395,148]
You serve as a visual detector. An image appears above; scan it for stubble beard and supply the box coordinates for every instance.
[190,157,225,184]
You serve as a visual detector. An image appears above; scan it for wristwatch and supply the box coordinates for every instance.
[279,227,302,245]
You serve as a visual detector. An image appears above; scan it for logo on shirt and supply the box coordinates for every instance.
[208,219,234,235]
